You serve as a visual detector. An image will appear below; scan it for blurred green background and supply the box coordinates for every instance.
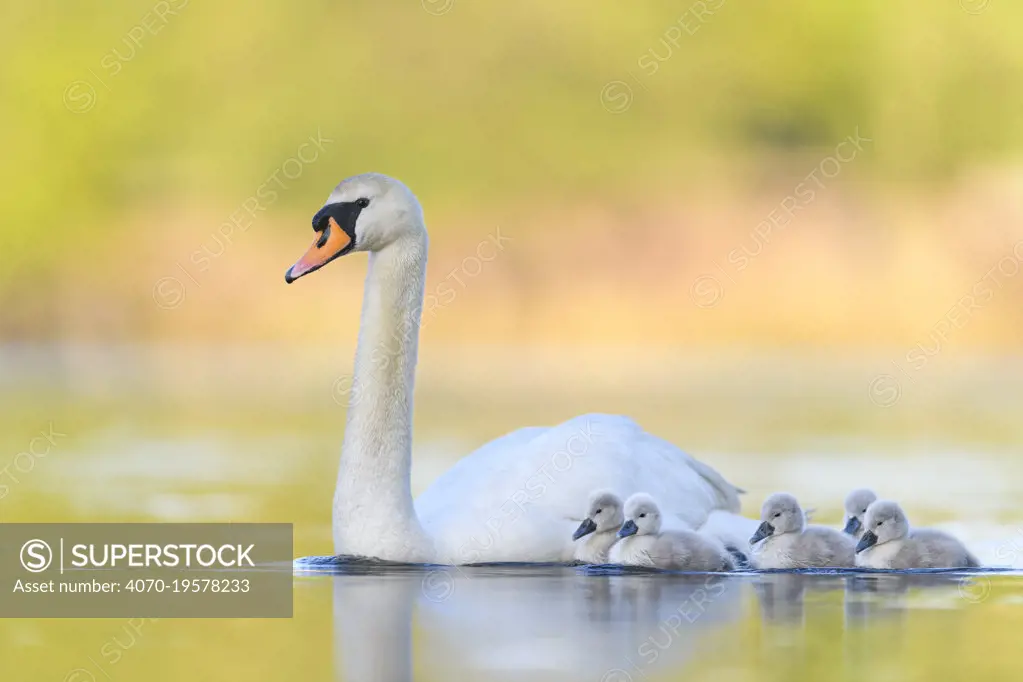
[3,0,1023,345]
[3,2,1023,681]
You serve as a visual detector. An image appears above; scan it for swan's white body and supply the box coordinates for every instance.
[415,414,745,564]
[294,174,752,565]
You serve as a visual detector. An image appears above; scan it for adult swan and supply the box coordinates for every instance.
[286,173,751,564]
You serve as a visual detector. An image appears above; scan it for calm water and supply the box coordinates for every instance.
[3,345,1023,680]
[296,562,1023,682]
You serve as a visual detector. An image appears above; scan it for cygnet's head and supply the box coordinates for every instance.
[617,493,662,538]
[856,500,910,553]
[843,488,878,537]
[750,493,805,545]
[572,490,624,540]
[286,173,425,283]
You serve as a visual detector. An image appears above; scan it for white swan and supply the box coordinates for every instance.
[855,500,980,569]
[286,173,751,564]
[609,493,735,570]
[749,493,856,569]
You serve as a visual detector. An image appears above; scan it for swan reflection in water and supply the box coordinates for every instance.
[753,573,847,625]
[842,572,976,625]
[326,563,744,682]
[749,571,973,627]
[323,562,993,682]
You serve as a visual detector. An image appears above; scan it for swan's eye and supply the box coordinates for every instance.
[594,509,602,515]
[773,512,781,518]
[639,513,646,518]
[355,197,370,208]
[862,508,868,514]
[876,521,883,527]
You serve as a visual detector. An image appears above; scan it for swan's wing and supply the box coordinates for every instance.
[680,454,743,513]
[698,510,760,552]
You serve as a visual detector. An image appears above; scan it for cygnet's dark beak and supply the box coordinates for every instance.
[617,520,638,538]
[843,516,862,536]
[573,518,598,541]
[856,530,878,553]
[750,521,774,545]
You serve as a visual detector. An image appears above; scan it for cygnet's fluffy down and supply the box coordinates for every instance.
[571,490,625,564]
[855,500,980,569]
[750,493,856,569]
[842,488,878,539]
[610,493,735,571]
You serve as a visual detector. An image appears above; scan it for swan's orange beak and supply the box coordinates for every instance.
[286,217,352,283]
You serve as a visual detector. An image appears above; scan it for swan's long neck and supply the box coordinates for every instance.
[333,232,434,561]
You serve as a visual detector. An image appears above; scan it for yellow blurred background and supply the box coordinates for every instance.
[4,0,1023,348]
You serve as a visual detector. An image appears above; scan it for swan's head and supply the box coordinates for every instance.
[856,500,910,553]
[618,493,661,538]
[285,173,425,283]
[572,490,624,540]
[751,492,804,544]
[843,488,878,537]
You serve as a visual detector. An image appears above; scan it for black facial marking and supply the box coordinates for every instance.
[286,200,368,284]
[311,200,366,253]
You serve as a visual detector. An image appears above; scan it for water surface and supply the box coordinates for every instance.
[299,562,1023,682]
[3,344,1023,680]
